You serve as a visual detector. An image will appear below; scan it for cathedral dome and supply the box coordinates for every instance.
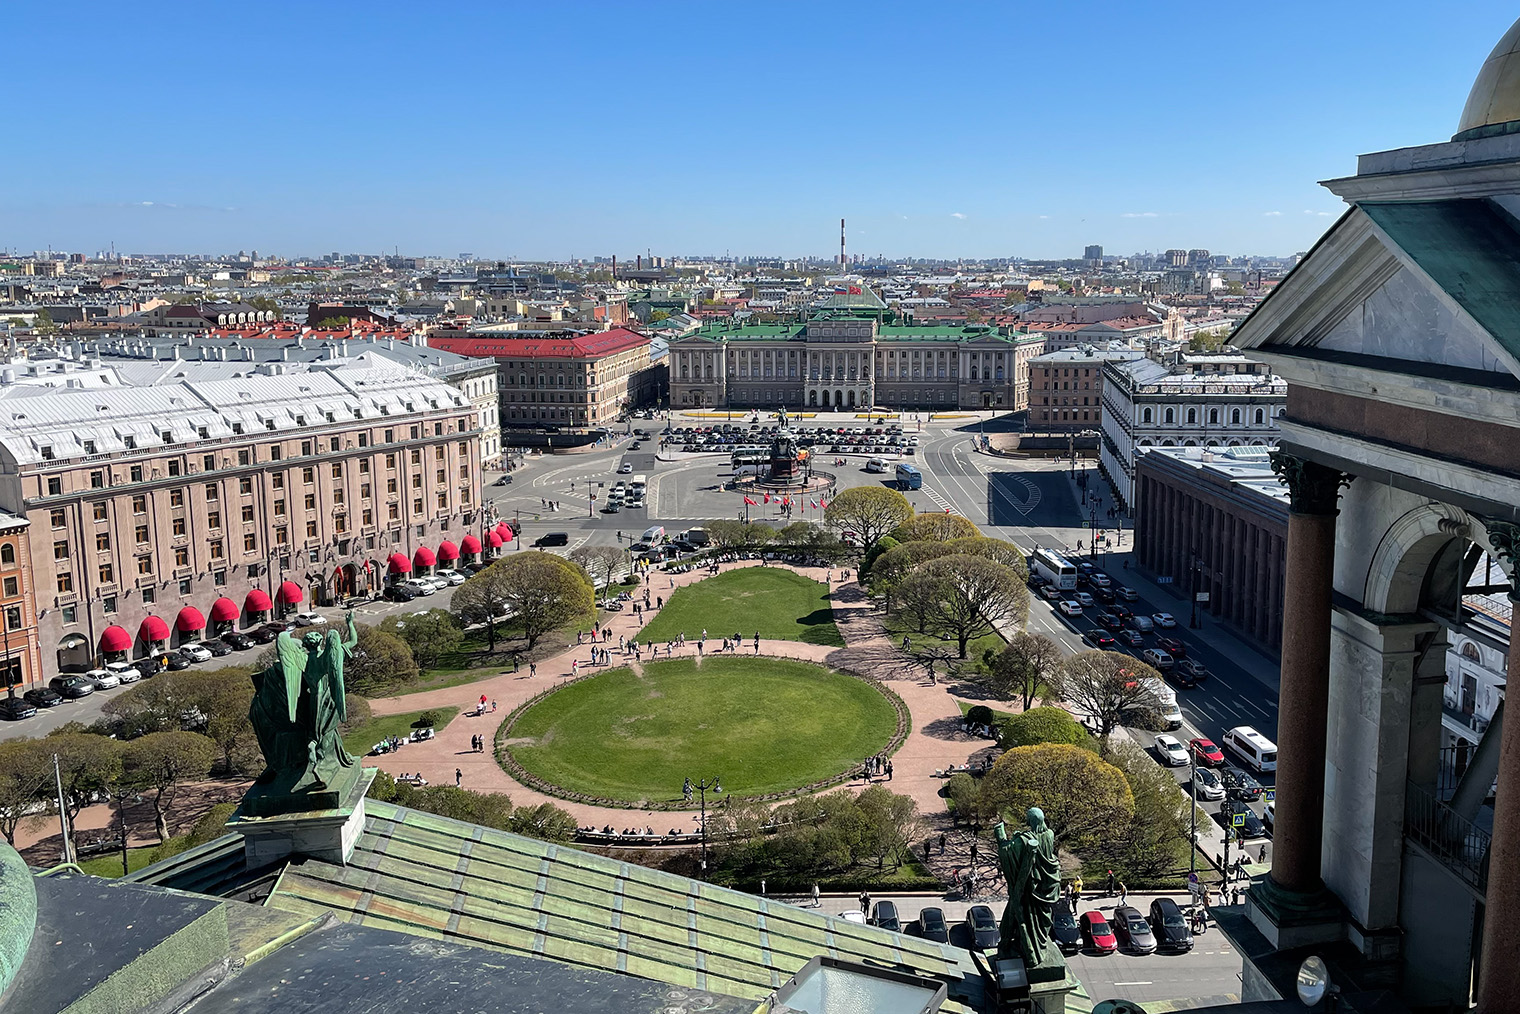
[1455,18,1520,140]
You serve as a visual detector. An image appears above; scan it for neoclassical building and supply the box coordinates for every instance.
[1220,20,1520,1012]
[667,294,1043,412]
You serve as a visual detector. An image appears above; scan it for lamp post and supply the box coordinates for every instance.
[1188,551,1202,629]
[686,775,723,876]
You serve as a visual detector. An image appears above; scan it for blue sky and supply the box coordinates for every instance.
[5,1,1516,260]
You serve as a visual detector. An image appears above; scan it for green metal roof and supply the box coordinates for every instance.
[1360,198,1520,369]
[679,319,1029,344]
[262,799,987,1010]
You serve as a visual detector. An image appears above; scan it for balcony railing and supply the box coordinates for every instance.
[1405,779,1490,893]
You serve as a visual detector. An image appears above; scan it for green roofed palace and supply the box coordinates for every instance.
[667,292,1044,412]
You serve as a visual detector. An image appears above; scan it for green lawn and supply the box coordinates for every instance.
[343,706,461,756]
[881,614,1007,669]
[76,847,157,878]
[505,656,895,803]
[638,567,843,646]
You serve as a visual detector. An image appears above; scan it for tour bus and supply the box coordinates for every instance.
[1223,725,1278,774]
[629,474,647,497]
[1031,547,1079,591]
[895,463,922,490]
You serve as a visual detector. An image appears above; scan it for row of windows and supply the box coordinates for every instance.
[41,419,471,464]
[1140,406,1278,426]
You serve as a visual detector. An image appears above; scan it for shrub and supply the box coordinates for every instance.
[417,709,443,728]
[965,705,995,728]
[979,743,1134,854]
[997,706,1092,749]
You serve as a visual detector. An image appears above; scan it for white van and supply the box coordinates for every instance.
[630,474,647,496]
[1224,725,1278,773]
[865,457,887,473]
[642,526,665,545]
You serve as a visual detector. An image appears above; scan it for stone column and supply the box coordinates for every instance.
[1477,521,1520,1013]
[1268,454,1351,895]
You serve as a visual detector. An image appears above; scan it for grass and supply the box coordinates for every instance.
[639,567,844,646]
[955,699,1019,722]
[880,613,1007,668]
[75,847,157,878]
[505,656,896,803]
[342,705,461,756]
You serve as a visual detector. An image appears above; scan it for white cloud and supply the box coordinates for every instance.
[1037,215,1050,219]
[950,212,967,220]
[1303,209,1333,216]
[1121,212,1159,218]
[1263,210,1283,217]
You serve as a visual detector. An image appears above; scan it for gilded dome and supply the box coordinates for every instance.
[1456,18,1520,140]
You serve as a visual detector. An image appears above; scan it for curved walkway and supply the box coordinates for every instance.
[365,560,996,835]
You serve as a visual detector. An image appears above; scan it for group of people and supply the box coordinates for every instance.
[860,755,893,781]
[539,498,563,510]
[469,734,487,752]
[396,772,428,786]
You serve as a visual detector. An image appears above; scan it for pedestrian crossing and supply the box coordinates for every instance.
[920,484,960,515]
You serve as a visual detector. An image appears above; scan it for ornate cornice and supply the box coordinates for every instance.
[1479,516,1520,602]
[1270,452,1353,516]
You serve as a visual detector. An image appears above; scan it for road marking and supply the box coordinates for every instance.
[1112,981,1153,986]
[921,485,958,514]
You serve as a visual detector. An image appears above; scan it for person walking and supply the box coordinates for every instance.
[530,661,537,677]
[455,768,462,787]
[939,833,947,855]
[859,890,870,917]
[1118,881,1128,907]
[1072,874,1083,904]
[1259,845,1268,864]
[811,883,820,909]
[886,760,893,781]
[1106,869,1116,896]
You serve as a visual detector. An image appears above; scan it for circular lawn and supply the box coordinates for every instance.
[502,656,898,805]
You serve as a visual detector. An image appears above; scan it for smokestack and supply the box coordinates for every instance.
[840,218,846,271]
[637,255,641,271]
[611,254,616,281]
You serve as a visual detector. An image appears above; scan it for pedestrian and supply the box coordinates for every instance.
[1118,881,1128,906]
[1072,875,1083,903]
[760,878,766,897]
[530,662,537,677]
[970,841,979,867]
[572,659,579,675]
[939,832,947,855]
[859,890,870,916]
[902,636,910,650]
[455,768,462,787]
[1107,869,1116,895]
[657,596,663,608]
[811,883,820,909]
[513,655,520,673]
[887,760,893,781]
[491,700,497,712]
[1259,845,1267,864]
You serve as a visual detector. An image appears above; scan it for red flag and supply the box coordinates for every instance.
[819,499,828,509]
[848,285,862,295]
[764,493,771,503]
[944,507,952,514]
[743,496,757,506]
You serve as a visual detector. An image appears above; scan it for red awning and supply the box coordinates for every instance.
[413,546,436,568]
[245,589,273,613]
[139,616,170,642]
[210,597,240,622]
[278,581,303,605]
[495,522,511,537]
[488,531,503,548]
[175,607,205,632]
[437,540,459,562]
[460,534,482,554]
[99,625,131,654]
[387,552,411,574]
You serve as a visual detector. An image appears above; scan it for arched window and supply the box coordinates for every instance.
[1255,408,1264,425]
[0,545,12,565]
[1161,439,1176,447]
[1164,408,1175,424]
[1208,408,1218,425]
[1142,408,1153,423]
[1462,642,1482,662]
[1187,408,1197,425]
[1231,408,1241,425]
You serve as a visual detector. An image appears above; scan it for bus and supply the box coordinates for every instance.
[895,463,922,490]
[1031,547,1078,590]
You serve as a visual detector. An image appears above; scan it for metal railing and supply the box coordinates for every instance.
[1405,779,1490,893]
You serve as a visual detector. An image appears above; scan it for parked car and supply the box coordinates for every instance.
[1111,904,1157,955]
[1190,737,1225,766]
[966,905,1000,950]
[0,696,37,721]
[24,686,63,708]
[1117,628,1144,648]
[1149,898,1193,953]
[197,639,232,658]
[82,668,120,689]
[437,570,466,586]
[384,585,417,602]
[164,652,194,671]
[1221,766,1264,801]
[1222,799,1268,839]
[178,643,213,663]
[1079,911,1118,954]
[1117,586,1139,601]
[1154,734,1189,767]
[221,631,255,651]
[1152,612,1178,629]
[1083,630,1117,650]
[106,660,142,683]
[1052,899,1082,954]
[917,906,949,943]
[294,611,328,627]
[1264,800,1275,832]
[132,660,160,681]
[1156,636,1187,658]
[871,900,901,932]
[1192,767,1226,801]
[1058,600,1084,617]
[50,675,95,699]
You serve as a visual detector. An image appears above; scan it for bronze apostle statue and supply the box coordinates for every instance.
[994,806,1062,968]
[250,611,359,797]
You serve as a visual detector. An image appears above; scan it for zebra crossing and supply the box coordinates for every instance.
[921,484,960,515]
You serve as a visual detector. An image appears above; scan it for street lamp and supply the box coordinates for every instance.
[1189,551,1203,629]
[684,775,723,876]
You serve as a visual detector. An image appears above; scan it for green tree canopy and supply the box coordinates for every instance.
[944,536,1027,579]
[345,624,419,695]
[314,315,351,329]
[979,743,1134,853]
[913,554,1028,657]
[48,731,123,856]
[379,609,462,677]
[122,731,218,842]
[491,552,595,649]
[997,706,1092,750]
[890,512,980,544]
[451,562,513,650]
[984,632,1063,711]
[1093,740,1201,879]
[869,540,956,596]
[0,739,54,845]
[1048,650,1163,737]
[823,486,913,552]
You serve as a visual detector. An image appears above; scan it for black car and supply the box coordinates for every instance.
[1111,904,1156,954]
[164,652,193,671]
[246,626,280,645]
[50,675,95,699]
[0,696,37,721]
[1051,899,1082,954]
[221,631,255,651]
[966,905,1000,950]
[1222,799,1268,839]
[1149,897,1193,953]
[1098,611,1123,631]
[24,687,62,708]
[871,900,901,932]
[198,639,233,657]
[1082,630,1117,650]
[917,906,949,943]
[132,660,160,681]
[1220,766,1264,801]
[1156,636,1187,658]
[1117,628,1144,648]
[1093,586,1116,604]
[384,585,417,602]
[1168,665,1197,689]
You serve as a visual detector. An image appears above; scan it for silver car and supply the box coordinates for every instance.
[1192,767,1226,801]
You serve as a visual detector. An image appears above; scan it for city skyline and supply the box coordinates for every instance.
[4,0,1514,259]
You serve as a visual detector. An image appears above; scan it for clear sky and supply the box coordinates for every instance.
[5,1,1516,261]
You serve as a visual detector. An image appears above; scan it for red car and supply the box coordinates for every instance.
[1080,911,1118,954]
[1156,636,1187,658]
[1190,737,1225,766]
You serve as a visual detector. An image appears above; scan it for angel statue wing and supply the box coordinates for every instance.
[274,630,308,723]
[321,628,349,723]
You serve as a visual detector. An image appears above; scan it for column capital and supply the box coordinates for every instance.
[1478,516,1520,602]
[1270,452,1352,516]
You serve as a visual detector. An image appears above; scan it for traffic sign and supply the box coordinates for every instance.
[1264,789,1276,802]
[1232,812,1246,828]
[1188,872,1200,886]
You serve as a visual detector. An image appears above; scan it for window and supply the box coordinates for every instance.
[306,520,318,538]
[360,483,371,499]
[384,429,394,443]
[410,425,420,440]
[359,459,370,473]
[362,508,373,526]
[56,572,72,593]
[1208,408,1219,425]
[1142,407,1153,424]
[95,533,110,552]
[330,437,340,453]
[411,474,422,489]
[413,499,423,514]
[1164,408,1175,424]
[170,489,184,507]
[386,453,396,468]
[213,570,226,587]
[272,474,284,490]
[239,477,252,494]
[98,563,114,583]
[435,469,445,484]
[333,488,345,504]
[301,441,312,456]
[302,467,314,484]
[331,463,342,478]
[1254,408,1264,425]
[334,516,347,534]
[270,445,283,461]
[178,578,192,595]
[5,607,21,633]
[238,449,250,467]
[46,477,61,496]
[90,470,104,489]
[135,524,148,543]
[84,440,97,454]
[172,517,186,536]
[274,498,286,517]
[304,493,316,510]
[388,504,399,520]
[137,555,153,575]
[275,527,288,545]
[436,492,448,509]
[243,533,257,551]
[207,511,221,530]
[167,459,180,477]
[50,508,66,528]
[92,502,107,521]
[102,594,116,613]
[209,541,224,560]
[133,495,146,514]
[241,505,254,523]
[130,465,143,482]
[53,541,68,561]
[387,478,397,494]
[1231,408,1241,425]
[410,449,421,465]
[61,604,76,624]
[2,576,15,597]
[203,454,215,472]
[1187,408,1198,425]
[174,547,189,567]
[206,483,219,501]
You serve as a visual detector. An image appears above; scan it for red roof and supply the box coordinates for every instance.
[426,326,649,362]
[413,547,436,568]
[140,616,170,642]
[99,625,131,653]
[211,597,240,622]
[175,607,205,632]
[245,589,273,613]
[278,581,303,605]
[460,534,482,554]
[437,540,459,562]
[388,552,412,575]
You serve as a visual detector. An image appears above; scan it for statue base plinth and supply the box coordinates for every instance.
[1026,942,1075,1014]
[227,766,375,869]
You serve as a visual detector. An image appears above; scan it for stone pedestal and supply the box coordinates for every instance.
[227,767,376,868]
[1245,875,1345,951]
[1027,943,1078,1014]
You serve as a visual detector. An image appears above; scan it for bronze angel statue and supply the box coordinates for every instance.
[249,611,359,794]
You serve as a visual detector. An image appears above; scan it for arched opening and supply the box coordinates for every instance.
[846,390,856,408]
[1143,408,1153,423]
[57,634,90,674]
[1187,408,1198,424]
[1255,408,1265,425]
[1209,408,1220,425]
[1232,408,1242,425]
[809,390,818,407]
[835,389,844,408]
[1165,408,1175,424]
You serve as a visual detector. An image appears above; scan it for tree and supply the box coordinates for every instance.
[32,308,57,335]
[508,801,579,843]
[570,545,626,594]
[984,632,1063,710]
[892,567,946,634]
[1047,650,1162,737]
[869,541,955,598]
[48,732,123,856]
[860,535,899,579]
[345,625,419,694]
[997,706,1092,750]
[891,512,980,544]
[823,486,913,552]
[944,772,983,828]
[966,705,996,728]
[122,731,218,842]
[492,552,595,649]
[0,739,53,845]
[314,315,351,329]
[1190,329,1227,352]
[854,784,923,870]
[451,563,512,650]
[380,609,462,677]
[1096,740,1200,879]
[650,309,671,322]
[978,743,1134,853]
[945,536,1028,580]
[916,554,1028,657]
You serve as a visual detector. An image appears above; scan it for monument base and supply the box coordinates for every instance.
[1245,875,1346,950]
[227,767,376,869]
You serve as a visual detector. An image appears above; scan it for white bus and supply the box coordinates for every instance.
[629,474,647,496]
[1031,547,1078,590]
